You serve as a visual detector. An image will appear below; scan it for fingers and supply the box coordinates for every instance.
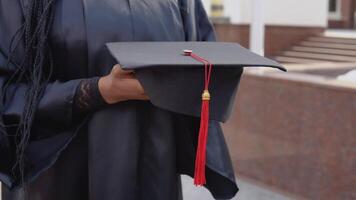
[112,64,135,78]
[125,79,150,100]
[110,64,150,102]
[136,95,150,100]
[125,78,145,94]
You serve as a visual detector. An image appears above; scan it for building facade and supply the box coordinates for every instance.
[201,0,356,56]
[328,0,356,29]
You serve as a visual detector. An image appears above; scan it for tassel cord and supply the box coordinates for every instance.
[185,51,213,186]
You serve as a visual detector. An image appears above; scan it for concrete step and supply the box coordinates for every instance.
[300,41,356,50]
[292,46,356,56]
[283,51,356,62]
[307,37,356,45]
[324,29,356,39]
[274,56,329,64]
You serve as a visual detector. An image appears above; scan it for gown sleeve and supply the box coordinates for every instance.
[0,1,87,189]
[72,77,108,119]
[194,0,216,42]
[178,0,239,198]
[196,3,239,198]
[179,0,216,42]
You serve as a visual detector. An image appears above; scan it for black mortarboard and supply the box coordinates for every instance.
[106,42,285,185]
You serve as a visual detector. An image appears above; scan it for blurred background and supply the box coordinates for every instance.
[182,0,356,199]
[1,0,355,200]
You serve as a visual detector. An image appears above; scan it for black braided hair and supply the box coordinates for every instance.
[3,0,56,188]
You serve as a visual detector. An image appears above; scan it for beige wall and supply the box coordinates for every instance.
[202,0,329,27]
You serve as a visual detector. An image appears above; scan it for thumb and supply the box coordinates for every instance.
[112,64,134,78]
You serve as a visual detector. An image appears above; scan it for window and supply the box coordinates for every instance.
[329,0,342,20]
[329,0,337,12]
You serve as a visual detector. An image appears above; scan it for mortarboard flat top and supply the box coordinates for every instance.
[106,42,286,122]
[106,42,285,71]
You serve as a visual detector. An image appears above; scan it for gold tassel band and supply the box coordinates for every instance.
[202,90,211,100]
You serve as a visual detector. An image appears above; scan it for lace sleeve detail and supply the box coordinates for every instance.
[73,77,108,118]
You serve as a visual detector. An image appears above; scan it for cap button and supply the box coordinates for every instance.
[183,49,193,56]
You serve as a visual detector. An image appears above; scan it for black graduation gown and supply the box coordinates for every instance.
[0,0,238,199]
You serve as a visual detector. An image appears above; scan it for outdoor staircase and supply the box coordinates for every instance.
[275,35,356,64]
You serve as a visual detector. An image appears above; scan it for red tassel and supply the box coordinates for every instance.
[194,90,210,186]
[183,50,213,186]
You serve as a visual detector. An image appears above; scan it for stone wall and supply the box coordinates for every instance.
[222,71,356,199]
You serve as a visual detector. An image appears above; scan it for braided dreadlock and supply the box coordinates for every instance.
[3,0,56,188]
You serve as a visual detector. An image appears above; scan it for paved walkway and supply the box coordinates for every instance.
[1,177,292,200]
[182,176,292,200]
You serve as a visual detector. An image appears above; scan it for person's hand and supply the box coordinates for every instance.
[98,64,149,104]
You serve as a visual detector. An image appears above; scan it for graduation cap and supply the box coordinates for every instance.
[106,42,286,186]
